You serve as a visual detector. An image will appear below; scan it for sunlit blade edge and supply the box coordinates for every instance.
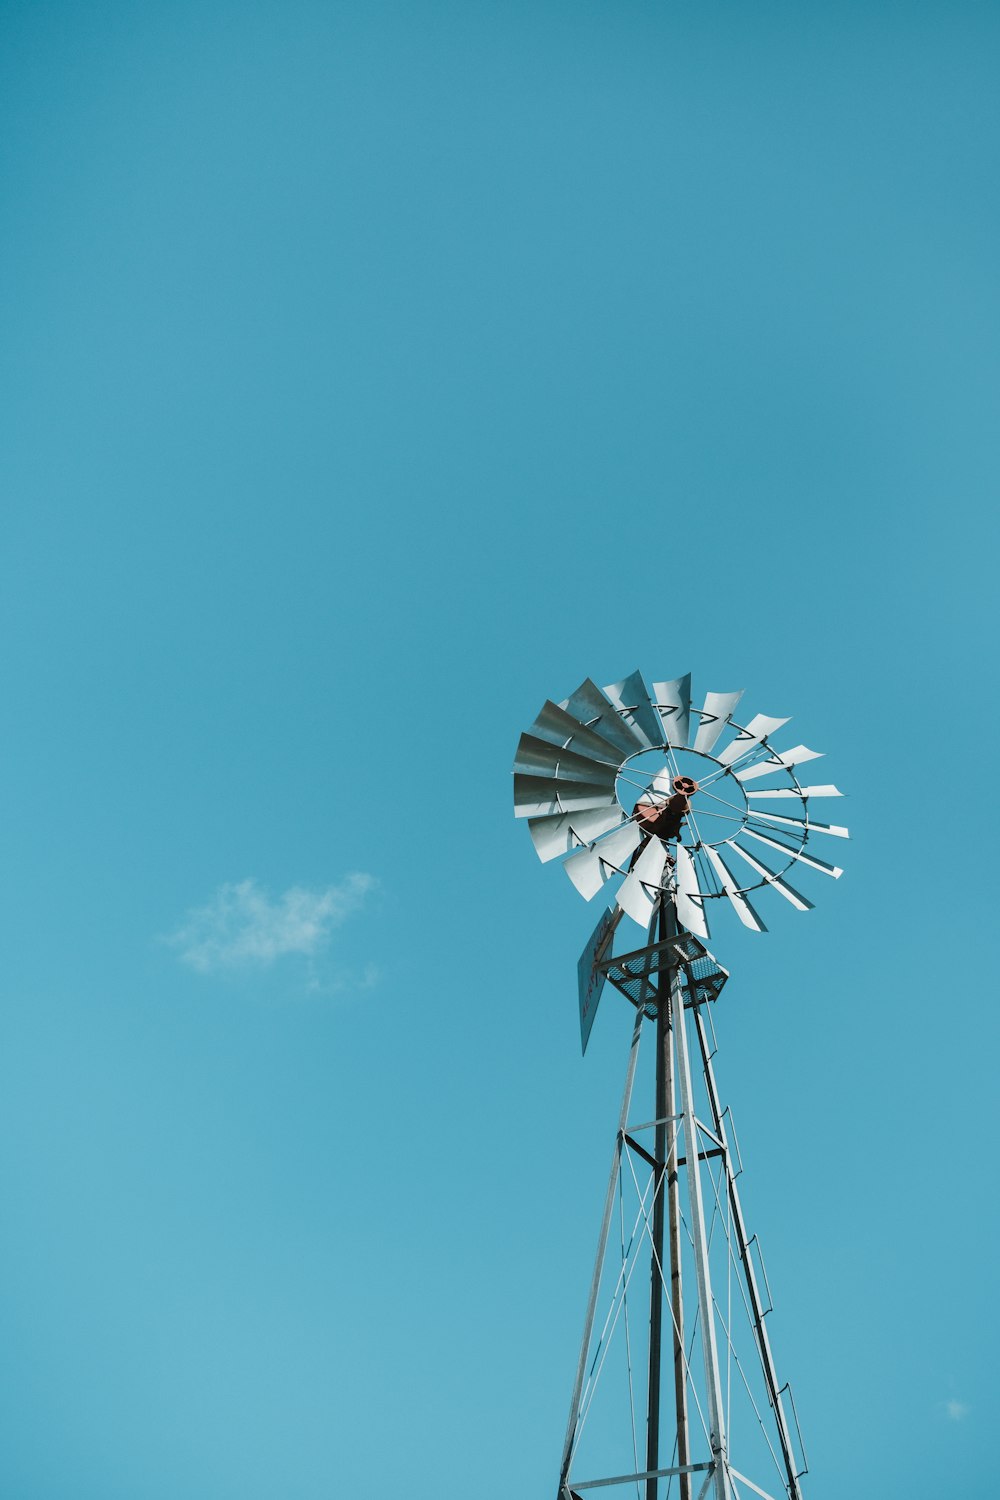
[735,746,823,782]
[528,807,624,861]
[615,837,667,927]
[715,713,791,767]
[591,819,644,871]
[673,842,710,940]
[746,785,842,800]
[692,690,745,754]
[748,810,850,839]
[703,844,767,931]
[741,827,843,878]
[724,839,813,911]
[563,845,609,901]
[652,673,691,749]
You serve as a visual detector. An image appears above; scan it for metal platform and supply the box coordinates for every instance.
[598,930,728,1018]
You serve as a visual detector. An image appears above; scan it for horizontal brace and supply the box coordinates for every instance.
[676,1146,726,1168]
[623,1137,727,1172]
[625,1113,683,1134]
[572,1462,711,1491]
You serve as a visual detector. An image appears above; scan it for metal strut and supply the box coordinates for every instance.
[692,1009,804,1500]
[558,1006,645,1495]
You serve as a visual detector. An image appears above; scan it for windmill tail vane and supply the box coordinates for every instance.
[511,670,847,1500]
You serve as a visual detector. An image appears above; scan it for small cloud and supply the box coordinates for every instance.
[945,1399,969,1422]
[167,874,376,974]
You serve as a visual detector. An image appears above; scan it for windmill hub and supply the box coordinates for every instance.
[614,746,750,850]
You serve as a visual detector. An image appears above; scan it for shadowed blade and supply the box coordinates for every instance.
[603,670,664,749]
[513,732,618,786]
[560,678,646,759]
[514,774,619,819]
[529,699,627,767]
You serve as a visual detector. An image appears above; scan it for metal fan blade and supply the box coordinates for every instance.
[735,745,823,782]
[563,846,609,901]
[563,821,642,898]
[746,785,843,800]
[602,670,664,749]
[742,827,843,878]
[702,844,767,932]
[530,699,627,767]
[748,810,850,839]
[715,713,791,767]
[615,837,667,926]
[593,818,644,871]
[692,690,745,754]
[528,807,625,862]
[673,842,710,940]
[725,840,814,912]
[513,732,619,786]
[514,774,619,819]
[559,679,646,759]
[652,673,691,748]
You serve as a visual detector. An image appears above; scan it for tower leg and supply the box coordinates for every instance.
[558,1006,645,1496]
[692,1010,804,1500]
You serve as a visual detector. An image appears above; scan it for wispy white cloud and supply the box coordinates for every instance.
[945,1399,969,1422]
[167,874,376,974]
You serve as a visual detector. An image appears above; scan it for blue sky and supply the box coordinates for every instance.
[1,2,997,1496]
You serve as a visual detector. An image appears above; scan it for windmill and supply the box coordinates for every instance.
[512,671,848,1500]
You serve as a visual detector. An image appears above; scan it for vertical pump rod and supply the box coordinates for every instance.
[644,901,669,1498]
[664,900,692,1500]
[645,895,693,1500]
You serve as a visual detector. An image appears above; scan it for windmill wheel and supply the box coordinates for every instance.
[513,670,849,938]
